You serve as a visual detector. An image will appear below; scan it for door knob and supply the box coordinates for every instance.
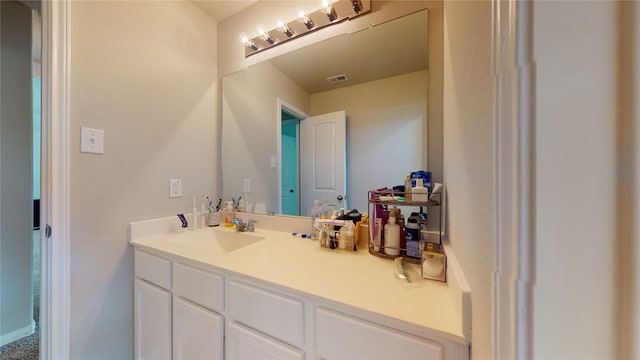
[337,195,343,201]
[290,189,294,193]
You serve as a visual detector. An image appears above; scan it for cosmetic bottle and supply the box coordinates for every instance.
[404,175,412,200]
[412,178,429,202]
[384,217,400,256]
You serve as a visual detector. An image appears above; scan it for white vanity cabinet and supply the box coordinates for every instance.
[227,322,304,360]
[133,246,469,360]
[134,250,172,360]
[134,249,225,360]
[226,280,305,360]
[315,307,443,359]
[172,262,225,359]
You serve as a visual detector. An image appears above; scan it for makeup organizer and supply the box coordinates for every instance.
[367,188,446,282]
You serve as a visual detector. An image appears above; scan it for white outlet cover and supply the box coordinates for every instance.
[169,179,183,198]
[243,178,251,192]
[80,127,104,154]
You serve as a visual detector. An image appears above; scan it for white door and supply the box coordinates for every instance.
[300,110,346,216]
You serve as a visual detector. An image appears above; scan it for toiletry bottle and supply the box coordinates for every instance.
[225,201,234,227]
[311,200,321,239]
[200,197,206,228]
[405,219,421,258]
[345,221,355,250]
[338,224,348,250]
[384,217,400,256]
[412,178,429,202]
[191,196,198,229]
[404,175,412,200]
[321,198,330,218]
[374,218,382,252]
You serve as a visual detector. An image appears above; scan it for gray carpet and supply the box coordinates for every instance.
[0,231,40,360]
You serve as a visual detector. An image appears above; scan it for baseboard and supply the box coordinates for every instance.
[0,319,35,347]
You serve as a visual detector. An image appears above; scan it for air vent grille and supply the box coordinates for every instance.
[326,74,349,84]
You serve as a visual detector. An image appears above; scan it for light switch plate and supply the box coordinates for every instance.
[80,127,104,154]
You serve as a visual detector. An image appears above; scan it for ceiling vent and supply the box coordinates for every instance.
[326,74,349,85]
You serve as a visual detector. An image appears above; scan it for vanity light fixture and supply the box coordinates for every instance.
[351,0,362,14]
[242,36,259,51]
[323,0,338,22]
[278,20,294,38]
[242,0,370,57]
[258,28,276,45]
[298,10,315,30]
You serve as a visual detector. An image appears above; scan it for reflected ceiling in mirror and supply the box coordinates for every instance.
[269,11,428,93]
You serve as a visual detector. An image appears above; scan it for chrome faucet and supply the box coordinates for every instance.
[231,218,256,232]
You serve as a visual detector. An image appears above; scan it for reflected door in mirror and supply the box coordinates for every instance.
[281,121,299,215]
[300,110,346,216]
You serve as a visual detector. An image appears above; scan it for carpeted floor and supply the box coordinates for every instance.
[0,231,40,360]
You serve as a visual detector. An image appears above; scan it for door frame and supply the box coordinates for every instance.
[40,0,70,358]
[276,98,307,215]
[492,0,535,359]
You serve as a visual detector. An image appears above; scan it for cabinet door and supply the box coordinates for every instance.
[316,307,442,360]
[134,279,171,360]
[227,322,304,360]
[173,297,224,360]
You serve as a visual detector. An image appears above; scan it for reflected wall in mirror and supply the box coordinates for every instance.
[222,10,429,217]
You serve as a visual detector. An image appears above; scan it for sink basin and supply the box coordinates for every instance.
[167,229,264,254]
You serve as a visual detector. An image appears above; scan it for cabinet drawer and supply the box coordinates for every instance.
[135,249,171,290]
[173,262,224,312]
[228,280,304,348]
[316,307,442,359]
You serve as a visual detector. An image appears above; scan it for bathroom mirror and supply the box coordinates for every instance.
[222,10,429,217]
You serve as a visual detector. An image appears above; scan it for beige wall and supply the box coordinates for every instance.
[69,1,218,357]
[222,61,309,213]
[0,0,34,343]
[311,70,428,212]
[442,1,494,359]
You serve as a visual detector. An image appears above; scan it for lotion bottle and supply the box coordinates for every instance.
[384,217,400,256]
[412,178,429,202]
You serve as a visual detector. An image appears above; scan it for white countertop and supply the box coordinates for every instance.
[129,218,469,344]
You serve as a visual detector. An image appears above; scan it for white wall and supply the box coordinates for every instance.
[310,70,428,212]
[69,2,218,357]
[0,0,34,344]
[442,1,494,359]
[533,1,640,358]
